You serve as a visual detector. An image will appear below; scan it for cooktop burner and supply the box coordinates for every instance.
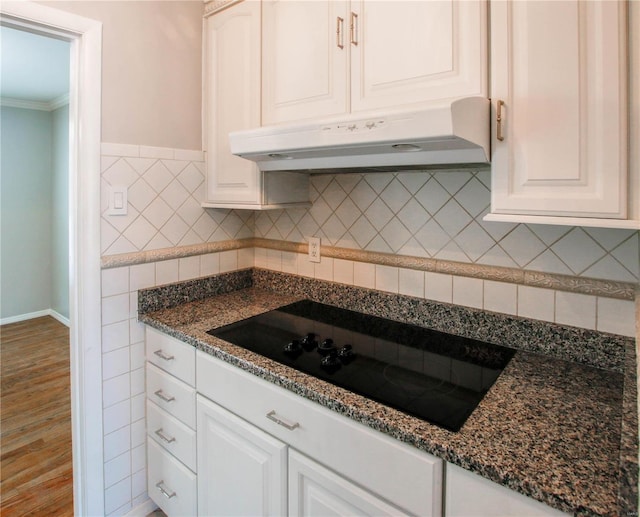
[207,300,515,432]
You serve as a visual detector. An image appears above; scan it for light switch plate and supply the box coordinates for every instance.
[107,185,128,215]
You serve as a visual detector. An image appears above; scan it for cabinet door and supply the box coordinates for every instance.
[489,0,627,219]
[262,0,349,124]
[445,463,568,516]
[350,0,487,113]
[204,0,261,205]
[289,450,409,517]
[197,394,288,516]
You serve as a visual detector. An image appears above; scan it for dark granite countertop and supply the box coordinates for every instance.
[139,270,638,517]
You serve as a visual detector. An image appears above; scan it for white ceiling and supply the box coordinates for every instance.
[1,25,70,102]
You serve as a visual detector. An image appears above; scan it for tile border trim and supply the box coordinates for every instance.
[102,237,637,300]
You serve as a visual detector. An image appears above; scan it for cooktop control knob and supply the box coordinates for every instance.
[317,338,335,356]
[301,333,317,351]
[283,339,302,356]
[338,344,355,363]
[320,349,341,371]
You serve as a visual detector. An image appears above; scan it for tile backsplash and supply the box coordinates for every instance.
[100,143,253,255]
[101,145,639,285]
[255,171,640,283]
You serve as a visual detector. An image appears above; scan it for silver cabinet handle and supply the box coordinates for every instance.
[154,428,176,444]
[154,349,174,361]
[156,480,176,499]
[154,389,175,403]
[266,410,300,431]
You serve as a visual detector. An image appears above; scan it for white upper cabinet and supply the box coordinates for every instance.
[203,0,262,206]
[203,0,309,209]
[486,0,639,228]
[262,0,487,126]
[262,0,349,124]
[350,0,487,113]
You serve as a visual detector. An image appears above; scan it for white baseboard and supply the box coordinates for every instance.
[124,497,158,517]
[0,308,70,327]
[50,309,71,327]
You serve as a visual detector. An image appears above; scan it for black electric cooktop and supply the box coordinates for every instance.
[207,300,515,432]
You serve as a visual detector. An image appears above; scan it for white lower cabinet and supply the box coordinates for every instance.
[445,463,569,517]
[289,450,408,517]
[147,439,197,517]
[197,394,288,516]
[145,328,197,516]
[196,350,442,517]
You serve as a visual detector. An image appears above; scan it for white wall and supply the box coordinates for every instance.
[1,106,53,319]
[39,0,203,150]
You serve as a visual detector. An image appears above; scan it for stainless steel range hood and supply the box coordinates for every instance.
[229,97,490,173]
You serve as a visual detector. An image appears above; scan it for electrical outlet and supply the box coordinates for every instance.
[308,236,321,263]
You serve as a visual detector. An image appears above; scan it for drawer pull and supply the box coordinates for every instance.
[154,349,175,361]
[154,428,176,444]
[154,389,175,403]
[155,480,176,499]
[266,410,300,431]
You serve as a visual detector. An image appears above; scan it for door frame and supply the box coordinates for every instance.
[0,2,104,515]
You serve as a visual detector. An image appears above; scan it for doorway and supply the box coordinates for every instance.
[0,3,103,515]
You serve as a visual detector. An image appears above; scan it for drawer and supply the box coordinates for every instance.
[148,439,197,517]
[147,400,197,472]
[147,362,196,429]
[146,326,195,386]
[196,350,443,517]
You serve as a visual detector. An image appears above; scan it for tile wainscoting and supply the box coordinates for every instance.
[98,143,638,516]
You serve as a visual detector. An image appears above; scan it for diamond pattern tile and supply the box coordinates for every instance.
[100,150,639,283]
[143,161,173,193]
[397,199,430,234]
[433,199,471,237]
[380,179,411,213]
[415,178,450,214]
[453,178,490,217]
[321,179,348,211]
[161,180,190,211]
[102,147,252,253]
[144,198,173,229]
[364,198,394,231]
[550,228,606,274]
[103,159,138,187]
[454,221,495,262]
[380,217,412,252]
[178,163,204,193]
[498,226,547,267]
[128,178,156,212]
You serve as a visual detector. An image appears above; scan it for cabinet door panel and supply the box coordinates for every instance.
[262,0,349,124]
[445,463,568,516]
[204,1,261,204]
[350,0,487,113]
[197,394,288,516]
[289,450,409,517]
[490,0,627,218]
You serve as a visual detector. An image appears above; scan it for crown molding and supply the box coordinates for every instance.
[1,93,69,111]
[203,0,244,17]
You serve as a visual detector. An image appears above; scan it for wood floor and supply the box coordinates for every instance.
[1,316,74,516]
